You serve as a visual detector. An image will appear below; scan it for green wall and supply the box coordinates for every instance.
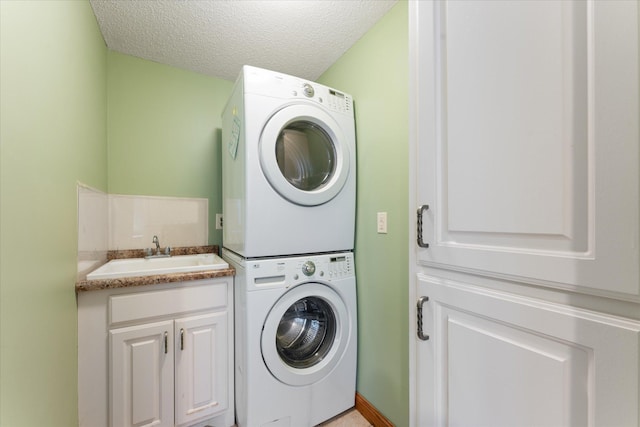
[0,1,108,425]
[0,1,409,425]
[319,2,409,425]
[107,51,233,245]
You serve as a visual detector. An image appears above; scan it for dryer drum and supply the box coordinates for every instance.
[276,297,337,369]
[275,121,336,192]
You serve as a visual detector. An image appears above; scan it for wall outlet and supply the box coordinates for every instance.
[215,214,223,230]
[377,212,388,234]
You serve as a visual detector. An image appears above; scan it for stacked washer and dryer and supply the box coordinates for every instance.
[221,66,357,427]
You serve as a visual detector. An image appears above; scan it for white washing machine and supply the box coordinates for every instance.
[222,65,356,258]
[223,249,357,427]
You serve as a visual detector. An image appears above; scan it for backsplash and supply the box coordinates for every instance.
[77,185,109,279]
[109,194,208,250]
[77,184,209,279]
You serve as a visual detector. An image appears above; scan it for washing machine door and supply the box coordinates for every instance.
[261,283,350,386]
[259,104,351,206]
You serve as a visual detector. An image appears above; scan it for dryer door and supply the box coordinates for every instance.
[261,283,350,386]
[259,104,351,206]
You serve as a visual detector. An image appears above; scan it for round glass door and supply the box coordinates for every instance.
[275,122,336,193]
[261,283,350,386]
[260,104,351,206]
[276,296,336,369]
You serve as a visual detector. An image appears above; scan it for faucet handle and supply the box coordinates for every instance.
[144,248,153,257]
[165,246,172,256]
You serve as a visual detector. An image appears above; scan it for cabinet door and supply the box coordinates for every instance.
[110,320,174,427]
[416,277,640,426]
[174,312,228,426]
[411,0,639,301]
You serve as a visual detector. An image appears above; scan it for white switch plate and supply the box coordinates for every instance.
[377,212,387,234]
[216,214,223,230]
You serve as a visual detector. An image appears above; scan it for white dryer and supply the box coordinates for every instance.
[223,249,357,427]
[222,66,356,258]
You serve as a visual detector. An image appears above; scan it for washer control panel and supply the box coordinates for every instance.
[244,252,354,288]
[326,255,353,279]
[294,254,354,280]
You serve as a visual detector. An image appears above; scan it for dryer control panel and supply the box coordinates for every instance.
[326,89,352,115]
[243,65,353,116]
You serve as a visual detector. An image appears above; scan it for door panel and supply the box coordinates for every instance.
[175,312,228,426]
[416,276,640,426]
[447,318,587,427]
[445,1,585,239]
[110,321,174,427]
[414,0,639,301]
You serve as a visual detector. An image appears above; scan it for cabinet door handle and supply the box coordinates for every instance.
[417,204,430,248]
[417,296,430,341]
[180,328,184,351]
[164,331,168,354]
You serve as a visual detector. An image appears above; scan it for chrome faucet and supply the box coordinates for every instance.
[146,235,171,259]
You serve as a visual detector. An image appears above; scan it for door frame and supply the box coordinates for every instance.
[408,1,425,425]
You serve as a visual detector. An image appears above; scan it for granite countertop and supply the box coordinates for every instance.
[76,245,235,292]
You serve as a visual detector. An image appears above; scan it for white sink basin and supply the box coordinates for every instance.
[86,253,229,280]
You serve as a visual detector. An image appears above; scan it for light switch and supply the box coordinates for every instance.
[377,212,387,234]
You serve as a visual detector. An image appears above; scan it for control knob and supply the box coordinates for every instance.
[301,261,316,276]
[302,83,315,98]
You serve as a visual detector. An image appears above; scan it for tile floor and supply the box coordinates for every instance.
[318,408,372,427]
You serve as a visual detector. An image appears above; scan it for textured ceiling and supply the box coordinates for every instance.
[90,0,397,82]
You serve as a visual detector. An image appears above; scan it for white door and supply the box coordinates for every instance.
[175,312,228,426]
[409,1,640,425]
[110,321,174,427]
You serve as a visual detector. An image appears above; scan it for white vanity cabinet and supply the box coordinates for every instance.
[78,278,234,427]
